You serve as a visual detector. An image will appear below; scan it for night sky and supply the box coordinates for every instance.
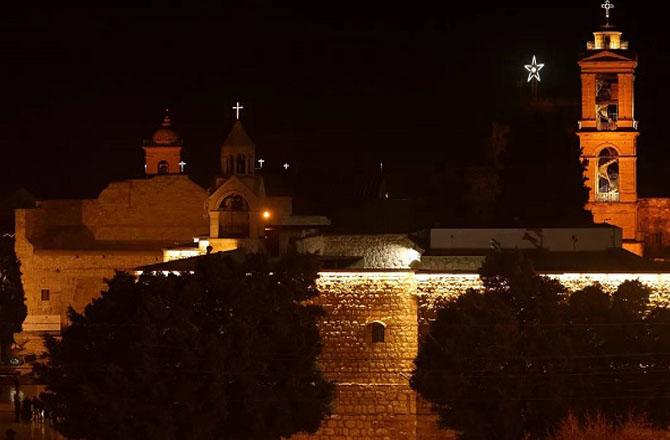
[1,2,669,199]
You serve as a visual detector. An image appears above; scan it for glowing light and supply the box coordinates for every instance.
[233,101,244,120]
[602,0,614,22]
[283,163,290,170]
[524,56,545,83]
[258,158,265,169]
[262,210,271,220]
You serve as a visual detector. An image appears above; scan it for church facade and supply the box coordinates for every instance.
[13,11,670,440]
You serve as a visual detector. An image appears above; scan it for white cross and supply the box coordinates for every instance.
[524,55,544,83]
[602,0,614,22]
[179,161,186,172]
[258,158,265,169]
[283,163,290,170]
[232,101,244,120]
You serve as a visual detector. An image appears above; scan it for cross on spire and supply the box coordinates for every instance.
[232,101,244,120]
[602,0,614,25]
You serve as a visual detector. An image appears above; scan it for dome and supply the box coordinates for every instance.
[151,114,180,146]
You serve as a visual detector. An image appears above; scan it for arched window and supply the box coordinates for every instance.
[236,154,246,174]
[218,194,250,237]
[370,321,386,343]
[597,147,620,202]
[157,161,169,175]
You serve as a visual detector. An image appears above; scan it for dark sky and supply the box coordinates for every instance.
[1,1,669,199]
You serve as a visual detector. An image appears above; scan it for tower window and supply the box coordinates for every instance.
[158,161,169,175]
[596,74,619,131]
[41,289,50,301]
[596,147,620,202]
[370,321,386,343]
[236,154,246,174]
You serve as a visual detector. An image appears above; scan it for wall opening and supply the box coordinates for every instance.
[596,147,620,202]
[218,194,250,238]
[370,321,386,343]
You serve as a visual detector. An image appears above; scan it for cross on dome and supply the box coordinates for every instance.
[602,0,614,24]
[233,101,244,120]
[524,56,545,83]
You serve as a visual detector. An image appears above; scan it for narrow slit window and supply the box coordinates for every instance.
[371,322,385,343]
[41,289,50,301]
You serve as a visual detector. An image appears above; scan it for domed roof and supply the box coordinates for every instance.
[152,114,180,146]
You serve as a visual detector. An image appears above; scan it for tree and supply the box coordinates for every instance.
[0,235,27,361]
[36,252,334,440]
[412,251,670,440]
[498,104,592,227]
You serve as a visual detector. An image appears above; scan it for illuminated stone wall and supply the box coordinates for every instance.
[295,270,670,439]
[292,272,459,440]
[638,198,670,255]
[292,272,424,439]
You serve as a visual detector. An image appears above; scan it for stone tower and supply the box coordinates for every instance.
[143,111,184,175]
[220,120,256,177]
[578,16,640,252]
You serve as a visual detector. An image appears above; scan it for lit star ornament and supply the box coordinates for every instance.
[524,56,545,83]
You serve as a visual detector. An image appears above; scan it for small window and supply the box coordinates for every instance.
[41,289,50,301]
[371,322,386,343]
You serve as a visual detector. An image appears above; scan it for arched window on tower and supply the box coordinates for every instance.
[236,154,246,174]
[596,147,620,202]
[158,161,169,175]
[218,194,250,237]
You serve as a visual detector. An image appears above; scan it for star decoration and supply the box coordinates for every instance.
[524,56,545,83]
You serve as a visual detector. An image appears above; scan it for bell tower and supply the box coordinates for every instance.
[143,111,184,176]
[578,6,640,250]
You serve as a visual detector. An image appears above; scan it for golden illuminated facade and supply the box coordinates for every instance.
[578,26,641,253]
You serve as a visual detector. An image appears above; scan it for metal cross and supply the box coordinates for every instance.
[232,101,244,120]
[283,163,290,170]
[179,161,186,173]
[258,158,265,169]
[602,0,614,22]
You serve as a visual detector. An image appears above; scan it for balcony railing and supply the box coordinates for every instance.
[596,192,620,202]
[597,119,617,131]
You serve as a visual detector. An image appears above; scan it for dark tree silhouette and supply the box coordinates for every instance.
[498,103,592,227]
[0,235,27,361]
[412,251,670,440]
[37,252,334,440]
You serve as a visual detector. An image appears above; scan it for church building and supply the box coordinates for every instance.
[578,16,670,256]
[13,5,670,439]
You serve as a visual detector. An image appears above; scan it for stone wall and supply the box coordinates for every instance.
[84,175,209,242]
[292,272,436,440]
[638,198,670,255]
[297,235,422,270]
